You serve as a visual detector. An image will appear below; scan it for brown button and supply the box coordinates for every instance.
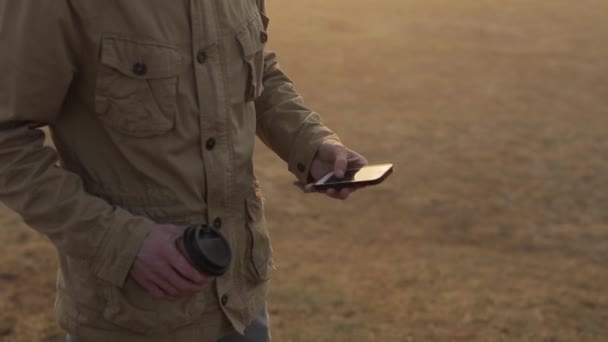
[196,50,207,64]
[206,138,216,150]
[297,163,306,173]
[260,32,268,43]
[213,217,222,229]
[132,62,147,76]
[221,294,228,306]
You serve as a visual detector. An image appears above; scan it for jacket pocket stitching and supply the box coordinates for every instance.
[244,193,275,283]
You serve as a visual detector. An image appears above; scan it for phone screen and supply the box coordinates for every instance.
[322,164,391,185]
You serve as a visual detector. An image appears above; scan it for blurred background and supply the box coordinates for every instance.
[1,0,608,341]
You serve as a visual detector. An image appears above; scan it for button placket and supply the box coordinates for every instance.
[189,0,243,329]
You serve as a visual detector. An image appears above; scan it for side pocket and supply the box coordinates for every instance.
[236,14,268,102]
[102,278,214,334]
[94,35,182,137]
[244,189,275,283]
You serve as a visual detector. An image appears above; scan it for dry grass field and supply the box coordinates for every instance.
[1,0,608,341]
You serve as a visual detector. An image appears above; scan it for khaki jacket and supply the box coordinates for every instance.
[0,1,338,341]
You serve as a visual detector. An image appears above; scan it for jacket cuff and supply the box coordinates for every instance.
[287,127,340,184]
[92,210,154,287]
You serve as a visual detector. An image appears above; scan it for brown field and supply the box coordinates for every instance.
[2,0,608,341]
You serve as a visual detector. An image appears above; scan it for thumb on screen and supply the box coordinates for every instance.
[333,147,348,178]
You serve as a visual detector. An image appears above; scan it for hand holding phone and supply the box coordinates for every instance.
[313,163,394,191]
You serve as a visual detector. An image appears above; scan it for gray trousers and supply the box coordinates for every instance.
[67,307,270,342]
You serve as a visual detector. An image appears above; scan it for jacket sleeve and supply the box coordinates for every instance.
[0,0,154,287]
[254,2,340,184]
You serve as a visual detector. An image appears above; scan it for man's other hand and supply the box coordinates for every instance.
[129,224,210,301]
[304,139,368,200]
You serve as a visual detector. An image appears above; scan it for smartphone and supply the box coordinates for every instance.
[314,163,394,191]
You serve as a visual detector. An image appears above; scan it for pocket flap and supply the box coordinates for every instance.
[100,36,182,79]
[236,15,267,58]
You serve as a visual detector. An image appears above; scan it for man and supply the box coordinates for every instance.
[0,1,367,341]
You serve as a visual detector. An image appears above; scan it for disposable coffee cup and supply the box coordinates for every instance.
[175,224,231,276]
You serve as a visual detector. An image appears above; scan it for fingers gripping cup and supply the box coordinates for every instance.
[175,224,231,276]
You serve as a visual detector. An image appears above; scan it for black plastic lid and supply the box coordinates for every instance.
[182,224,231,276]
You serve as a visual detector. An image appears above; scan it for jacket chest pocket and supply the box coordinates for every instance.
[236,13,268,102]
[94,36,182,137]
